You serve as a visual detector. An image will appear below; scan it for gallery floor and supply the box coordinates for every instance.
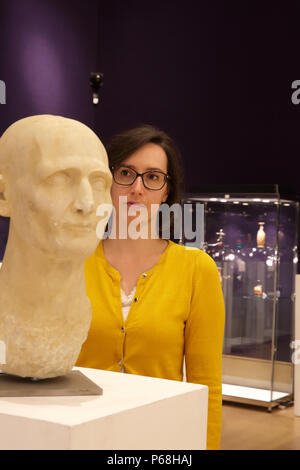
[220,402,300,450]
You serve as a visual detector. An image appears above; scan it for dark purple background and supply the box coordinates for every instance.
[1,0,300,186]
[0,0,99,129]
[0,0,300,259]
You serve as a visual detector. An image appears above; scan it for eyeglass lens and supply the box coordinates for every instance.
[114,167,166,190]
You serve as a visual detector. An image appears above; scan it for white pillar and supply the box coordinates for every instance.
[294,275,300,416]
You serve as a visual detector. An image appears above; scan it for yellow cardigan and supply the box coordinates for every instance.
[76,240,225,450]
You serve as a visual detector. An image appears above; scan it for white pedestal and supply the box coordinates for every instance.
[0,367,208,450]
[295,275,300,416]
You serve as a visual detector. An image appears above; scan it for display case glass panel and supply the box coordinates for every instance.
[181,189,299,410]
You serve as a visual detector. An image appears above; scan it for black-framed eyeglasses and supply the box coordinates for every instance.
[111,166,170,191]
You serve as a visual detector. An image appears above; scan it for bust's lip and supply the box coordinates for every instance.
[64,222,94,231]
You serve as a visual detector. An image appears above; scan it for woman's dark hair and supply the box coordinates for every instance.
[106,125,184,240]
[106,124,184,207]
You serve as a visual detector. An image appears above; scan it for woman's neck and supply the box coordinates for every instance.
[103,237,168,259]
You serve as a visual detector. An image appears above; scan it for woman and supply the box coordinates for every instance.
[76,125,225,450]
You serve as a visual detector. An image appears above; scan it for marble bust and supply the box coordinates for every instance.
[0,115,112,379]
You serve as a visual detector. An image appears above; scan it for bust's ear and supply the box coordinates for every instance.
[0,174,10,217]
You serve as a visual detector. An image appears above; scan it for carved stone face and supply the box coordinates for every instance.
[0,115,112,259]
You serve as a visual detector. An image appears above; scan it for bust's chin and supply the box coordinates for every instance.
[33,229,100,261]
[51,238,100,260]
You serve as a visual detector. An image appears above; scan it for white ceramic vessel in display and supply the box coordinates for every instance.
[257,222,266,248]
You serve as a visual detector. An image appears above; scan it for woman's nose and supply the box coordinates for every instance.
[130,175,144,193]
[72,178,95,215]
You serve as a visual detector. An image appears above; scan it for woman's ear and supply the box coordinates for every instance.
[162,188,169,204]
[0,174,10,217]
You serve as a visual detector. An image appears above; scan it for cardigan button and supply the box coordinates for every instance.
[134,297,138,302]
[142,273,147,278]
[121,326,125,333]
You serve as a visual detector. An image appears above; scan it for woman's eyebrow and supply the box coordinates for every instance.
[146,167,165,171]
[121,164,164,171]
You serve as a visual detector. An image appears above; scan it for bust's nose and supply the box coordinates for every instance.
[72,178,95,215]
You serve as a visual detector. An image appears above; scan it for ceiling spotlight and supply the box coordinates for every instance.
[90,72,104,106]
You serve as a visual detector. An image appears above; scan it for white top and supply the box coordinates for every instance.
[120,286,136,322]
[120,286,136,373]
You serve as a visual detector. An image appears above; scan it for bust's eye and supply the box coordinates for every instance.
[45,171,71,185]
[91,178,106,191]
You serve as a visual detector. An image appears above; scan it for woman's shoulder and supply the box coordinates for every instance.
[166,243,220,288]
[168,241,216,268]
[84,241,107,274]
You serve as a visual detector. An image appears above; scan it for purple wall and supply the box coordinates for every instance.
[95,1,300,193]
[0,0,300,260]
[0,0,99,134]
[0,0,100,258]
[1,0,300,190]
[96,0,217,193]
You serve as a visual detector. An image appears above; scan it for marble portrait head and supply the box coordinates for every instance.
[0,115,112,379]
[0,114,112,259]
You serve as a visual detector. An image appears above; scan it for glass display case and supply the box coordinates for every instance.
[181,185,299,411]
